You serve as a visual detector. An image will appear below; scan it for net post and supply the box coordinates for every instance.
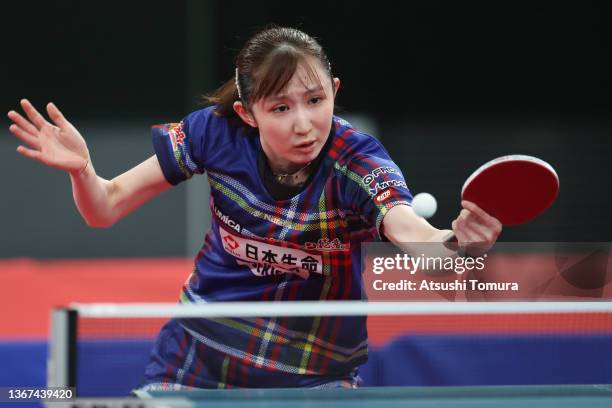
[47,307,78,390]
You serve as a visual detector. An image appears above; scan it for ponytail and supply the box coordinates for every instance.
[202,77,240,119]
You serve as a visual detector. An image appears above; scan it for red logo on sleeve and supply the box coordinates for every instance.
[375,189,392,203]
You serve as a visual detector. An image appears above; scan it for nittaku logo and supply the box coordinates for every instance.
[376,190,391,203]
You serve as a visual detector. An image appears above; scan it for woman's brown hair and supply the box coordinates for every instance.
[204,26,333,119]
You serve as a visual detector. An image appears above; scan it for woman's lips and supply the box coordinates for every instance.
[295,140,316,151]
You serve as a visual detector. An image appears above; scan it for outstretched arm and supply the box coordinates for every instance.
[382,204,453,257]
[383,201,502,257]
[8,99,171,227]
[70,154,171,227]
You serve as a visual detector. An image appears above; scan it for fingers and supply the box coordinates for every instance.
[46,102,69,128]
[461,200,502,230]
[453,206,501,244]
[452,217,485,243]
[7,110,39,135]
[16,145,44,162]
[454,218,491,243]
[452,216,496,258]
[8,123,41,150]
[19,99,50,130]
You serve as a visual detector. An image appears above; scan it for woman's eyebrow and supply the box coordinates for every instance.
[271,86,325,101]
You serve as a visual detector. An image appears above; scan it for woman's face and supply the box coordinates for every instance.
[237,58,340,174]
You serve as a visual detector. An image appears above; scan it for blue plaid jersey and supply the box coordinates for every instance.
[143,106,413,388]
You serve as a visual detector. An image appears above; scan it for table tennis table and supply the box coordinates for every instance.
[44,384,612,408]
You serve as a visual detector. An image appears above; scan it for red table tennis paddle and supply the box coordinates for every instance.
[461,154,559,225]
[445,155,559,244]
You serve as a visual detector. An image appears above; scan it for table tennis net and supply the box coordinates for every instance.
[72,303,612,342]
[48,301,612,396]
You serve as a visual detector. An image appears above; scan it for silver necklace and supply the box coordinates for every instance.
[272,161,313,186]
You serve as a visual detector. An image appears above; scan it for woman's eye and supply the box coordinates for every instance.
[273,105,288,113]
[310,97,322,104]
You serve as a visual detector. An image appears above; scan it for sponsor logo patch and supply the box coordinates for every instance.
[304,238,349,251]
[167,122,186,149]
[375,189,392,203]
[213,202,241,233]
[219,227,323,279]
[362,166,407,195]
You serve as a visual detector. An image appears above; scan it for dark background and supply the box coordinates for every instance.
[2,0,611,258]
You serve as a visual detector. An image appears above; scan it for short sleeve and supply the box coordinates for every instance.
[337,133,413,237]
[152,107,219,185]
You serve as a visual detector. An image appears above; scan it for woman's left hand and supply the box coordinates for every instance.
[452,200,502,256]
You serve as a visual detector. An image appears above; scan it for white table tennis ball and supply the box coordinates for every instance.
[412,193,437,218]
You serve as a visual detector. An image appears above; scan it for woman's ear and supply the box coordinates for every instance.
[233,101,258,128]
[333,78,341,98]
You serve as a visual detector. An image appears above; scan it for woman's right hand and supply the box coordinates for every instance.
[8,99,90,175]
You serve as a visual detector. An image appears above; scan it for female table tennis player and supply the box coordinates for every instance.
[8,27,501,389]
